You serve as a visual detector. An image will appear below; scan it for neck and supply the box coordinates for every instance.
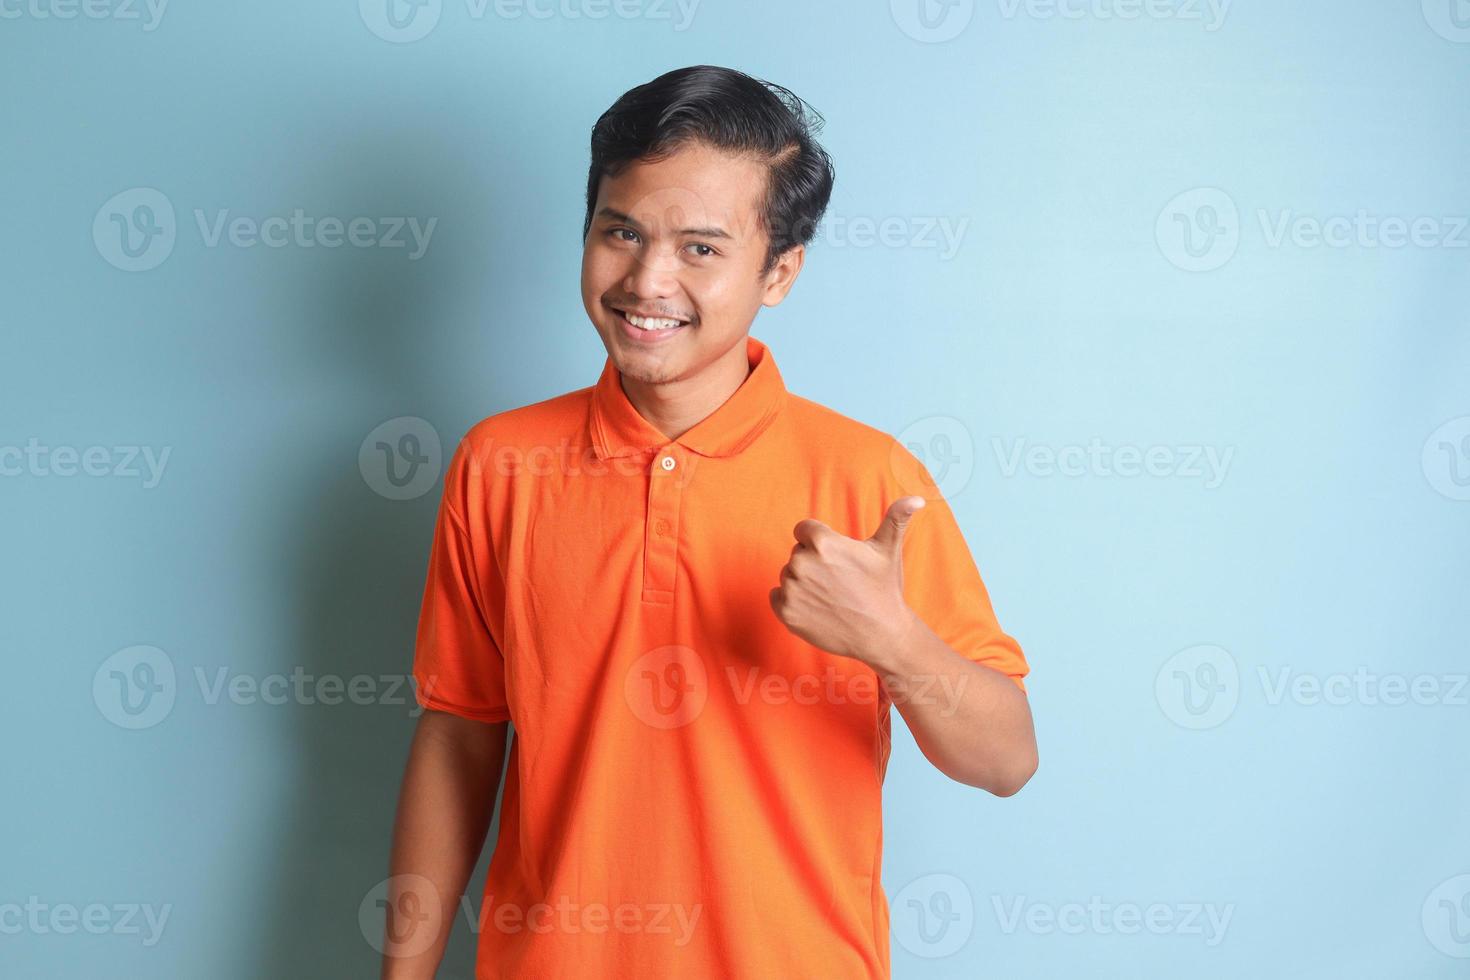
[620,340,753,443]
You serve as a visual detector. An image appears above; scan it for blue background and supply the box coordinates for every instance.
[3,0,1468,976]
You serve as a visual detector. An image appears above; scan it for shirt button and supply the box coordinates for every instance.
[654,519,671,536]
[660,456,676,472]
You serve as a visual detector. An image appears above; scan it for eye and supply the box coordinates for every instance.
[685,243,717,258]
[608,227,640,244]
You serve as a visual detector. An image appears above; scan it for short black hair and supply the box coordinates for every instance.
[584,65,835,275]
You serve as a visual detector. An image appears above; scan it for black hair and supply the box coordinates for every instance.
[584,65,835,275]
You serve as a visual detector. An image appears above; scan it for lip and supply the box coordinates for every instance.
[611,307,691,345]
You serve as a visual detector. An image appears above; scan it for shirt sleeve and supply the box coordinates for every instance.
[888,439,1030,694]
[411,437,512,722]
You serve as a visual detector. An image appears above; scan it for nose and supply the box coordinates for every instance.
[621,242,680,302]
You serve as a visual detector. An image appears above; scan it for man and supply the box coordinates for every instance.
[381,64,1037,979]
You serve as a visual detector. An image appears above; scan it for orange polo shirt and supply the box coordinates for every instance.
[411,334,1028,979]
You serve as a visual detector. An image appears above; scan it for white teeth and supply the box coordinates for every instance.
[624,312,684,331]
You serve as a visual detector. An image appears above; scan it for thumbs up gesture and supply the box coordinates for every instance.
[769,496,926,664]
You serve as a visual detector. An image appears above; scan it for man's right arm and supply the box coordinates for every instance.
[380,708,509,980]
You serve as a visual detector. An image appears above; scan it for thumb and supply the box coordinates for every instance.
[868,495,926,557]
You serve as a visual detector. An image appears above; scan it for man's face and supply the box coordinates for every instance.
[581,140,803,386]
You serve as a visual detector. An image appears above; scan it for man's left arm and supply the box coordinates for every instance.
[864,598,1037,794]
[769,495,1037,796]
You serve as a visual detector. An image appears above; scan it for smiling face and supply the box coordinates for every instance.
[581,141,804,387]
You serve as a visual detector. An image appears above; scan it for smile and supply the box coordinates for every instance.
[611,306,693,344]
[617,309,689,331]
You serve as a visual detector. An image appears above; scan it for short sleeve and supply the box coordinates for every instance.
[411,438,512,722]
[888,440,1030,693]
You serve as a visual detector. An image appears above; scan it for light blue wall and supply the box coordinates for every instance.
[4,1,1468,976]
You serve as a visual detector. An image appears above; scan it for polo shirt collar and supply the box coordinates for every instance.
[589,334,787,460]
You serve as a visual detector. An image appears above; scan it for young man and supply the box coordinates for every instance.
[382,65,1036,980]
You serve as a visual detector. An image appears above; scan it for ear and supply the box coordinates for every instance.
[760,244,806,307]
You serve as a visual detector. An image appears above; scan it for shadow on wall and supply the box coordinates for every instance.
[244,125,515,980]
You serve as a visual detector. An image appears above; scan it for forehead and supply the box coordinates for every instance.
[596,142,768,238]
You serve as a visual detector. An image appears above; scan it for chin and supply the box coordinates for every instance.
[614,354,687,386]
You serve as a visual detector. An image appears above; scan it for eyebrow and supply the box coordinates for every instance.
[595,207,733,240]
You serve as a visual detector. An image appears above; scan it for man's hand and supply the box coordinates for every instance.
[768,496,926,664]
[769,496,1038,794]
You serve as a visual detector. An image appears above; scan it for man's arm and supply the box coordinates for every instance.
[380,709,509,980]
[868,609,1037,795]
[770,495,1037,796]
